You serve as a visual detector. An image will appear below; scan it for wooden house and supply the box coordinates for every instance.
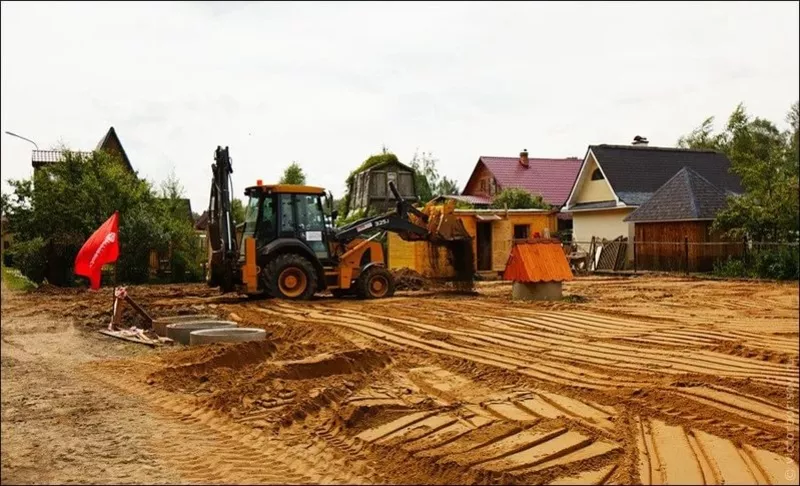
[444,150,582,237]
[623,166,740,272]
[387,208,558,278]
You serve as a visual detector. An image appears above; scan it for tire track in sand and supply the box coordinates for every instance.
[264,304,639,390]
[634,417,798,485]
[334,305,798,390]
[82,364,379,484]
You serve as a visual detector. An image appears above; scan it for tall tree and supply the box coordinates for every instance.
[678,102,799,241]
[230,198,246,224]
[436,176,460,197]
[408,150,459,202]
[280,162,307,185]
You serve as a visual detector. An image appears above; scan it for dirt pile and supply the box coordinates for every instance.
[392,268,429,291]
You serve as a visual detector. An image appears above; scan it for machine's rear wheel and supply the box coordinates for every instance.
[357,266,395,299]
[267,254,317,300]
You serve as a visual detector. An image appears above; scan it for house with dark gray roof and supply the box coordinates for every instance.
[562,139,741,259]
[622,167,741,272]
[623,166,732,224]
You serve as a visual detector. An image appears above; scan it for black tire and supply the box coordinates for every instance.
[331,288,355,299]
[356,266,395,299]
[266,253,317,300]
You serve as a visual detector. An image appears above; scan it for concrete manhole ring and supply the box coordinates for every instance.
[189,328,267,346]
[166,320,238,345]
[153,314,218,336]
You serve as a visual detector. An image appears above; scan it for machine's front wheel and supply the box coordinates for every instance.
[267,254,317,300]
[357,266,395,299]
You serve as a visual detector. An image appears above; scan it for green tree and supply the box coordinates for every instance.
[158,172,205,282]
[3,148,202,285]
[409,150,460,202]
[436,176,460,196]
[489,188,550,210]
[231,198,245,225]
[678,102,799,242]
[279,162,307,185]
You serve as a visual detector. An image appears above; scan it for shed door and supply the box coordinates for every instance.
[476,222,492,271]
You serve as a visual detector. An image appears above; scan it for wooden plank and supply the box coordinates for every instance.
[99,329,159,347]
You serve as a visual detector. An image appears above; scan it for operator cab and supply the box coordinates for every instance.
[240,182,335,265]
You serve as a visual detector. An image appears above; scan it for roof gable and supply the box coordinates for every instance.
[590,144,741,200]
[357,159,415,174]
[466,156,582,207]
[96,126,134,173]
[31,126,135,173]
[623,166,730,222]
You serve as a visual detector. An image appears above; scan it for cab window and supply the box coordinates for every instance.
[297,194,327,259]
[279,194,295,235]
[258,195,277,246]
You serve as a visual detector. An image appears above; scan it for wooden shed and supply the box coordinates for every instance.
[349,159,418,214]
[387,208,558,278]
[623,167,740,272]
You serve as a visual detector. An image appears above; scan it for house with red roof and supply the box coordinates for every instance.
[456,150,583,210]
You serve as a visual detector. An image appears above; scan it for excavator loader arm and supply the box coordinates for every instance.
[206,146,239,292]
[333,181,471,244]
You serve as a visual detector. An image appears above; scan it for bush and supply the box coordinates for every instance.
[753,245,799,280]
[490,188,550,210]
[713,245,799,280]
[712,257,749,278]
[8,237,47,283]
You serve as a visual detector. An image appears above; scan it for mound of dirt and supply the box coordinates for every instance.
[151,340,278,389]
[272,348,392,380]
[392,268,429,291]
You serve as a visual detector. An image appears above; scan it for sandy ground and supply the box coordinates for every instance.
[1,275,799,485]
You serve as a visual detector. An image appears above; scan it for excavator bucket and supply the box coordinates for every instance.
[419,199,471,242]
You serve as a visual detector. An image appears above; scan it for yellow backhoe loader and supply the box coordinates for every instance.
[206,146,471,300]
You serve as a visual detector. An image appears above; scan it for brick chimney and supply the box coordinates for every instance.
[519,149,529,168]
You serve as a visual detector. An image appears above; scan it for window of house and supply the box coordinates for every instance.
[489,178,497,195]
[591,168,605,181]
[514,224,530,240]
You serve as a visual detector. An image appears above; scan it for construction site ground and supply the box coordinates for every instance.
[2,275,798,485]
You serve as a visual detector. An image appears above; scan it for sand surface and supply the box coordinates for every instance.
[2,275,798,484]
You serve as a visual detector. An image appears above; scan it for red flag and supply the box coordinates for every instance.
[74,212,120,290]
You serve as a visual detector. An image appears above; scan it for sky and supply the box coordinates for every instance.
[2,1,798,214]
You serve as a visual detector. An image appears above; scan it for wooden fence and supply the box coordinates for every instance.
[567,239,797,274]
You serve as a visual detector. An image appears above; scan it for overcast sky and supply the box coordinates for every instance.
[2,1,798,214]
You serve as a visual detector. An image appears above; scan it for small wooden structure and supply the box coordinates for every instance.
[623,167,737,272]
[349,159,418,214]
[503,239,573,301]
